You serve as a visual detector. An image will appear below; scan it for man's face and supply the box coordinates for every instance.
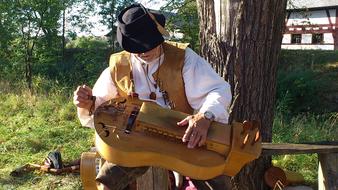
[134,45,161,62]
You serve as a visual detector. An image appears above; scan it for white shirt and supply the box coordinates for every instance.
[77,47,232,128]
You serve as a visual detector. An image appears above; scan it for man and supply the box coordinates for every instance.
[73,3,232,190]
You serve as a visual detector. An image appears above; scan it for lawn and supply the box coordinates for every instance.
[0,86,93,190]
[0,50,337,189]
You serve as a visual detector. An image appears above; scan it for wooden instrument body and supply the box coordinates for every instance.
[94,97,261,180]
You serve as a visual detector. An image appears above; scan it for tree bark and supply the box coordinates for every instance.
[197,0,287,189]
[62,0,66,64]
[111,0,116,53]
[23,22,33,92]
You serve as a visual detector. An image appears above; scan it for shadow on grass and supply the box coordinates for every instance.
[0,171,40,187]
[1,170,82,189]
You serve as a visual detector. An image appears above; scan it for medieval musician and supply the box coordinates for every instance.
[73,3,232,190]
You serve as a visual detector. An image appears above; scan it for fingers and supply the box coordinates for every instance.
[82,84,92,94]
[182,123,193,143]
[75,85,92,97]
[198,132,207,147]
[184,126,205,148]
[177,116,190,127]
[75,90,89,100]
[181,114,210,149]
[73,85,93,109]
[188,130,202,148]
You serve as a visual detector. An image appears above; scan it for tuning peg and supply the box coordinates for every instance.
[241,133,249,149]
[251,130,260,145]
[255,131,260,142]
[242,120,252,134]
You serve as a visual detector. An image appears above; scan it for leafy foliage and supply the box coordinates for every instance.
[161,0,200,51]
[279,50,338,68]
[95,0,136,50]
[276,69,326,113]
[276,50,338,114]
[0,0,64,90]
[66,36,109,49]
[65,0,96,36]
[0,1,337,188]
[273,49,338,186]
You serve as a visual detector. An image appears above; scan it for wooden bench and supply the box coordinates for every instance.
[262,142,338,190]
[80,152,170,190]
[81,142,338,190]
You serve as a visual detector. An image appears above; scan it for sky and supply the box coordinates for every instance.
[87,0,167,36]
[137,0,167,10]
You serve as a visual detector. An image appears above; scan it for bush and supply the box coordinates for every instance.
[66,36,109,49]
[276,50,337,114]
[59,48,109,87]
[276,69,326,114]
[279,50,338,68]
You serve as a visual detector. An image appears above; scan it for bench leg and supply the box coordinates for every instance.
[318,153,338,190]
[136,167,169,190]
[81,152,101,190]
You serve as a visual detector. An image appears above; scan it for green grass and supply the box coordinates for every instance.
[273,50,338,188]
[273,113,337,143]
[272,112,337,187]
[0,49,337,189]
[0,85,336,189]
[0,85,93,190]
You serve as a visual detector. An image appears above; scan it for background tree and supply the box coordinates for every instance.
[10,0,63,91]
[0,1,17,54]
[66,0,96,38]
[196,1,287,189]
[0,1,18,68]
[61,0,80,64]
[161,0,200,51]
[95,0,136,52]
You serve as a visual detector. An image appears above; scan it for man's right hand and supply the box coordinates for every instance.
[73,85,93,111]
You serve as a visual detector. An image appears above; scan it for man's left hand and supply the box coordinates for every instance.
[177,113,212,148]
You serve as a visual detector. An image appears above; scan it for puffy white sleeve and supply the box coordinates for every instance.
[183,48,232,124]
[77,67,118,128]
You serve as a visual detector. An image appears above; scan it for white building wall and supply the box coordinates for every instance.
[287,10,335,26]
[281,32,335,50]
[324,33,334,43]
[281,44,334,50]
[282,34,291,43]
[283,8,337,50]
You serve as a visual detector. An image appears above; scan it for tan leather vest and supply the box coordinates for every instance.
[109,41,193,114]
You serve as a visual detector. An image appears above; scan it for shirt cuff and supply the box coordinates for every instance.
[77,107,95,128]
[198,94,229,124]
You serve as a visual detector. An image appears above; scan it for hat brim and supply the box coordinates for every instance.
[117,26,164,53]
[117,9,165,53]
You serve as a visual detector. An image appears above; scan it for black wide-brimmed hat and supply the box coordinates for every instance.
[117,3,167,53]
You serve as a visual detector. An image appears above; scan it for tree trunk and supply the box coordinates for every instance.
[25,54,32,91]
[197,0,287,189]
[62,0,66,64]
[111,0,116,53]
[23,22,33,92]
